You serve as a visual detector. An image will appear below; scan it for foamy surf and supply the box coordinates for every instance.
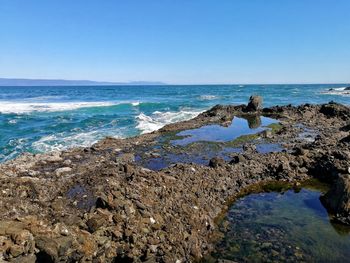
[199,95,220,100]
[136,109,203,134]
[0,101,142,114]
[32,129,123,153]
[320,87,350,96]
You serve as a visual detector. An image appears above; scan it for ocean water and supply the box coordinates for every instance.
[0,84,349,162]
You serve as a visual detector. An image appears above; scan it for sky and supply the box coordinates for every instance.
[0,0,349,84]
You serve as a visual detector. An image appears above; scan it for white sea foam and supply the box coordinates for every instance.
[333,87,347,91]
[32,129,123,153]
[0,101,138,114]
[131,101,140,106]
[136,109,203,134]
[321,87,350,96]
[199,95,219,100]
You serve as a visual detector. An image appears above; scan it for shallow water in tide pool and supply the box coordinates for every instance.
[136,116,282,170]
[171,116,277,146]
[209,187,350,263]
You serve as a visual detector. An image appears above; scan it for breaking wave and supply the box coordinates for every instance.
[199,95,220,100]
[0,101,142,114]
[32,129,123,153]
[320,87,350,96]
[136,109,203,134]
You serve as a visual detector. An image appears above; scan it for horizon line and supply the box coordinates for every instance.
[0,77,349,86]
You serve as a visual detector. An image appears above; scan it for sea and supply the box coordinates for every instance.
[0,84,349,162]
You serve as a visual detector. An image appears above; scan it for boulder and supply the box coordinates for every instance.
[246,96,263,111]
[208,157,225,168]
[321,174,350,224]
[229,155,246,165]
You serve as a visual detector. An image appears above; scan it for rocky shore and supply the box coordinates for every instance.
[0,98,349,262]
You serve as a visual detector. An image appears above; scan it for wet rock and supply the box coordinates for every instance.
[321,175,350,224]
[208,157,226,168]
[246,96,263,111]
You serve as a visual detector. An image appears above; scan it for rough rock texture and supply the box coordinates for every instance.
[321,175,350,224]
[0,100,349,262]
[246,95,263,111]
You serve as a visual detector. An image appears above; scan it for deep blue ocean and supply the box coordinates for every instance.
[0,84,349,162]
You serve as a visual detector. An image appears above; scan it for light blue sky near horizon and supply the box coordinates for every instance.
[0,0,349,84]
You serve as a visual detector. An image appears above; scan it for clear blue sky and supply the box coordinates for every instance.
[0,0,349,84]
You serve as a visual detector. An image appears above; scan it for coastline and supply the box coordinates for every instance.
[0,99,349,262]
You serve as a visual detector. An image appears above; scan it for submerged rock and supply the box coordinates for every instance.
[322,175,350,224]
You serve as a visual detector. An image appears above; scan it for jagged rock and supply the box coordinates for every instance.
[0,101,349,262]
[246,96,263,111]
[320,103,350,120]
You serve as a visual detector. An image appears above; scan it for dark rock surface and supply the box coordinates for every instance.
[246,95,263,111]
[0,100,349,262]
[321,174,350,224]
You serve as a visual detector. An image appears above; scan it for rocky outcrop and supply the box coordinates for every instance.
[0,100,349,262]
[246,95,263,111]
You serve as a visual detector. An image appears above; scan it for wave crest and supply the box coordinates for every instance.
[0,101,142,114]
[199,95,220,100]
[136,109,203,134]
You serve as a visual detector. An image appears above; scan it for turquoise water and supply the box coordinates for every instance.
[0,84,349,162]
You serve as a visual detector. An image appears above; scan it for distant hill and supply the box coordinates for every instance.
[0,78,166,86]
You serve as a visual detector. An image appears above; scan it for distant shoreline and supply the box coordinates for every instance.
[0,78,349,87]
